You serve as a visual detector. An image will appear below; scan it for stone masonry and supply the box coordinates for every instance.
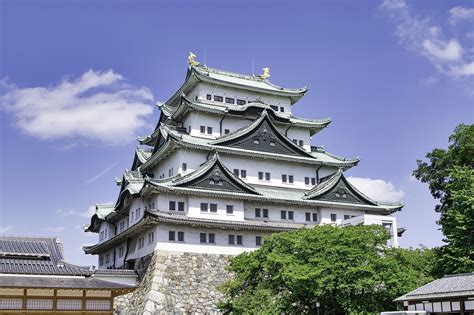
[114,251,232,314]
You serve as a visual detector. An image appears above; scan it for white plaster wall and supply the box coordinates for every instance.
[128,199,145,227]
[98,222,114,243]
[183,112,222,139]
[188,196,244,221]
[341,214,399,247]
[153,150,208,179]
[152,223,270,255]
[285,127,311,152]
[113,240,128,268]
[191,82,292,114]
[319,207,365,225]
[221,154,337,190]
[244,202,320,224]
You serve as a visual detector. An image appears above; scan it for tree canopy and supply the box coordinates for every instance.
[218,225,435,314]
[413,123,474,275]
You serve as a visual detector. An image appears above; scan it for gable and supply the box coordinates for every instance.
[216,117,312,157]
[306,175,378,206]
[175,161,259,195]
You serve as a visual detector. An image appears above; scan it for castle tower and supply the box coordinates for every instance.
[83,54,404,313]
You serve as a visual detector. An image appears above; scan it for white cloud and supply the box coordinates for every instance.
[0,69,154,145]
[85,162,119,184]
[0,225,13,233]
[449,6,474,24]
[380,0,473,79]
[451,62,474,77]
[347,177,405,203]
[56,205,96,219]
[422,39,462,61]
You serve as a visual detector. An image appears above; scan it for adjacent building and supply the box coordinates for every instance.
[83,53,404,270]
[0,235,136,314]
[394,273,474,314]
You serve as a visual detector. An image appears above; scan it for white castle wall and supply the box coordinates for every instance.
[150,149,339,190]
[191,82,292,114]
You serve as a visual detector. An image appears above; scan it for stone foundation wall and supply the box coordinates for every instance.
[114,250,232,314]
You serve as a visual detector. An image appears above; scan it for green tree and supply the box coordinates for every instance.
[413,123,474,275]
[218,225,434,314]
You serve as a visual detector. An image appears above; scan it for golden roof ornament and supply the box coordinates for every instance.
[188,52,199,66]
[259,67,270,80]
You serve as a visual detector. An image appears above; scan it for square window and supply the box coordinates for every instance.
[311,177,316,185]
[305,177,310,185]
[178,202,185,212]
[253,138,260,144]
[265,172,271,181]
[280,106,284,112]
[224,129,230,134]
[169,201,176,211]
[236,235,243,245]
[241,170,247,178]
[178,231,184,242]
[226,205,234,214]
[258,172,264,180]
[263,208,269,218]
[282,174,287,183]
[237,99,246,105]
[281,210,287,220]
[233,169,240,176]
[182,163,187,172]
[225,97,235,104]
[200,203,208,212]
[228,235,235,245]
[288,211,294,220]
[209,233,215,244]
[200,126,205,134]
[169,231,175,241]
[270,105,278,111]
[289,175,294,183]
[206,94,212,100]
[214,95,223,102]
[210,203,218,213]
[298,140,304,146]
[292,139,298,144]
[312,213,318,222]
[207,126,213,134]
[200,233,207,243]
[344,215,350,220]
[255,208,261,217]
[256,236,262,246]
[305,213,311,221]
[331,213,337,222]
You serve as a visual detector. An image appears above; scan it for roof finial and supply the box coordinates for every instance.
[259,67,270,80]
[188,52,199,66]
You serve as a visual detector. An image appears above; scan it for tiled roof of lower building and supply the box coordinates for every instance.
[0,275,135,290]
[0,236,93,276]
[395,273,474,301]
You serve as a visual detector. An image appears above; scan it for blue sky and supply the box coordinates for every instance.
[0,0,472,266]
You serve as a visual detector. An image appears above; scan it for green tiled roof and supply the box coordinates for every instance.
[191,65,308,104]
[303,169,403,210]
[140,122,359,171]
[158,95,330,135]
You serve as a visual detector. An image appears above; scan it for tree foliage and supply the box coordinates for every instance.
[218,225,435,314]
[413,123,474,275]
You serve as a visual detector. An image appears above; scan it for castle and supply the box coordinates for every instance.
[83,54,404,313]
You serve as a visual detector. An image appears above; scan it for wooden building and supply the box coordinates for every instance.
[0,236,136,314]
